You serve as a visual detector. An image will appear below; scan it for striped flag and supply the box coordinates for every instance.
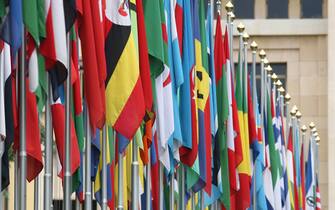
[40,0,68,97]
[286,127,296,209]
[315,176,321,210]
[104,0,145,140]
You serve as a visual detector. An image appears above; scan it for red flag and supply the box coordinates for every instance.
[14,78,43,181]
[78,0,106,132]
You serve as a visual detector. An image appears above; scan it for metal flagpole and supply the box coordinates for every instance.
[169,173,174,210]
[64,33,72,210]
[225,1,234,80]
[284,94,291,144]
[230,12,235,75]
[301,125,307,162]
[146,150,151,210]
[34,176,39,210]
[0,140,4,209]
[117,151,124,210]
[159,164,164,210]
[243,32,249,94]
[191,191,195,210]
[102,126,108,210]
[250,41,258,111]
[85,108,92,210]
[259,50,266,125]
[44,75,53,210]
[14,152,19,210]
[75,199,80,210]
[237,23,244,85]
[19,27,27,210]
[179,165,185,210]
[131,137,139,210]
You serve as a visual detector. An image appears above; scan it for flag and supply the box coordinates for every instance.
[78,0,106,132]
[0,41,14,191]
[214,14,232,207]
[305,136,316,210]
[51,96,80,186]
[266,91,281,210]
[165,0,184,171]
[179,0,198,170]
[248,74,267,210]
[235,36,251,210]
[134,0,154,165]
[13,78,43,181]
[0,0,22,56]
[105,0,145,140]
[40,0,68,96]
[144,0,174,171]
[286,127,296,210]
[175,0,183,52]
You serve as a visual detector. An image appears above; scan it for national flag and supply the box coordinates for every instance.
[13,78,43,181]
[293,117,302,209]
[266,91,281,210]
[144,0,174,171]
[235,36,251,210]
[213,15,231,208]
[39,0,68,96]
[305,136,316,210]
[0,0,22,56]
[51,95,80,187]
[248,74,267,210]
[179,0,198,170]
[105,0,145,141]
[300,135,306,210]
[164,0,184,171]
[133,0,154,165]
[0,41,14,191]
[287,127,296,210]
[78,0,106,132]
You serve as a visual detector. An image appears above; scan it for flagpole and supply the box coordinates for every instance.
[102,126,108,210]
[131,137,139,210]
[85,107,92,210]
[169,173,174,210]
[145,150,151,210]
[117,151,124,210]
[191,191,195,210]
[44,74,53,210]
[179,165,185,210]
[230,12,235,75]
[284,94,291,144]
[19,27,27,210]
[34,176,39,210]
[301,125,307,162]
[225,1,234,80]
[250,41,258,110]
[14,152,18,210]
[159,164,164,210]
[237,23,244,86]
[243,31,249,92]
[259,50,266,124]
[64,33,73,210]
[0,140,4,209]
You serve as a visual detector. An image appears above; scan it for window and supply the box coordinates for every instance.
[301,0,323,18]
[233,0,255,19]
[267,0,288,18]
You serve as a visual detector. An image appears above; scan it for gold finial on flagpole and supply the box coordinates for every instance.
[242,32,250,43]
[301,125,307,133]
[315,136,321,144]
[271,73,278,83]
[225,1,234,12]
[216,0,222,14]
[278,86,285,95]
[237,23,245,33]
[230,12,235,22]
[284,93,291,104]
[309,122,316,129]
[265,65,272,75]
[250,41,258,52]
[290,107,297,117]
[311,127,317,134]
